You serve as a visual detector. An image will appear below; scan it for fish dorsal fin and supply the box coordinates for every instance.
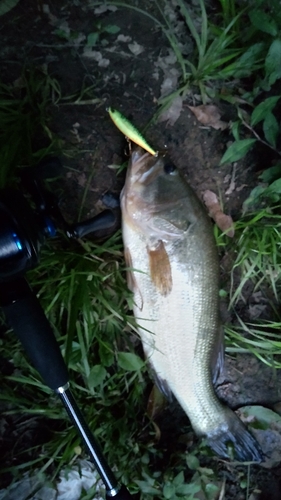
[124,246,143,311]
[147,240,172,297]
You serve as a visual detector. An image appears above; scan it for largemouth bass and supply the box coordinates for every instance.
[121,147,263,462]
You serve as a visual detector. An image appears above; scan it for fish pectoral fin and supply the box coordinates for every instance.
[124,247,135,292]
[147,240,172,297]
[124,247,143,311]
[151,216,188,239]
[211,325,225,387]
[148,363,173,403]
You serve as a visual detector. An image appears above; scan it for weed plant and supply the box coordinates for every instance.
[215,207,281,368]
[230,210,281,305]
[0,67,62,188]
[0,234,152,486]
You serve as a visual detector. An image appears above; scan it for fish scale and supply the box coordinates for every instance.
[124,223,222,434]
[121,146,263,462]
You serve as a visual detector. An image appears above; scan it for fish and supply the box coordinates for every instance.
[120,146,263,462]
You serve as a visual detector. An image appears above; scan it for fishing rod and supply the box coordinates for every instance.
[0,158,135,500]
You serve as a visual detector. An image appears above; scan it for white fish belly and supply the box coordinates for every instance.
[123,222,225,435]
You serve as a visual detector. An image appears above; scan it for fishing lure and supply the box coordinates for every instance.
[108,107,158,156]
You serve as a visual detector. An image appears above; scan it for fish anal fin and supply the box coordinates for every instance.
[147,384,168,420]
[148,362,173,403]
[148,240,172,297]
[124,246,143,311]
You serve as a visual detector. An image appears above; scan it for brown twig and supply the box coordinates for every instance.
[242,119,281,157]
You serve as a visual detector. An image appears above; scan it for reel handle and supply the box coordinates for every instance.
[68,209,116,239]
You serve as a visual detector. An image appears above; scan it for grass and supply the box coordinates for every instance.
[0,234,152,487]
[0,67,62,188]
[226,319,281,369]
[215,207,281,368]
[215,208,281,305]
[90,0,247,104]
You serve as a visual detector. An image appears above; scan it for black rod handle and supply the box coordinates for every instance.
[0,278,69,390]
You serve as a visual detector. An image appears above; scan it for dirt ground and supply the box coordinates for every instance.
[1,1,281,499]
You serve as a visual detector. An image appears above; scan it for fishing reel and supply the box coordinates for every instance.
[0,159,134,500]
[0,157,116,282]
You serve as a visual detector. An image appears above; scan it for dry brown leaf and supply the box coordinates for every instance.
[158,95,183,126]
[203,190,234,237]
[128,42,144,55]
[187,104,228,130]
[248,491,262,500]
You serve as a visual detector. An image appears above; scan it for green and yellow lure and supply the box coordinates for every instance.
[108,107,158,156]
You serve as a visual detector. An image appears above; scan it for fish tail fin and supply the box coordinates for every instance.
[206,410,264,463]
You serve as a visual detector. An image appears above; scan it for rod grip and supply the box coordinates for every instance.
[1,278,69,390]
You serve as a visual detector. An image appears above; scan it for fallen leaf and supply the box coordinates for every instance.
[128,42,144,55]
[203,190,234,237]
[238,405,281,468]
[94,4,117,14]
[153,51,180,86]
[82,49,110,67]
[187,104,228,130]
[77,173,86,187]
[117,34,132,43]
[236,183,248,192]
[160,70,179,98]
[248,491,262,500]
[248,304,267,320]
[158,95,183,126]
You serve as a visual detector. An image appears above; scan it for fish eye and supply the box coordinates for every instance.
[163,162,176,174]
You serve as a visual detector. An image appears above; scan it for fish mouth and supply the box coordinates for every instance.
[130,146,150,164]
[128,147,163,185]
[129,147,151,177]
